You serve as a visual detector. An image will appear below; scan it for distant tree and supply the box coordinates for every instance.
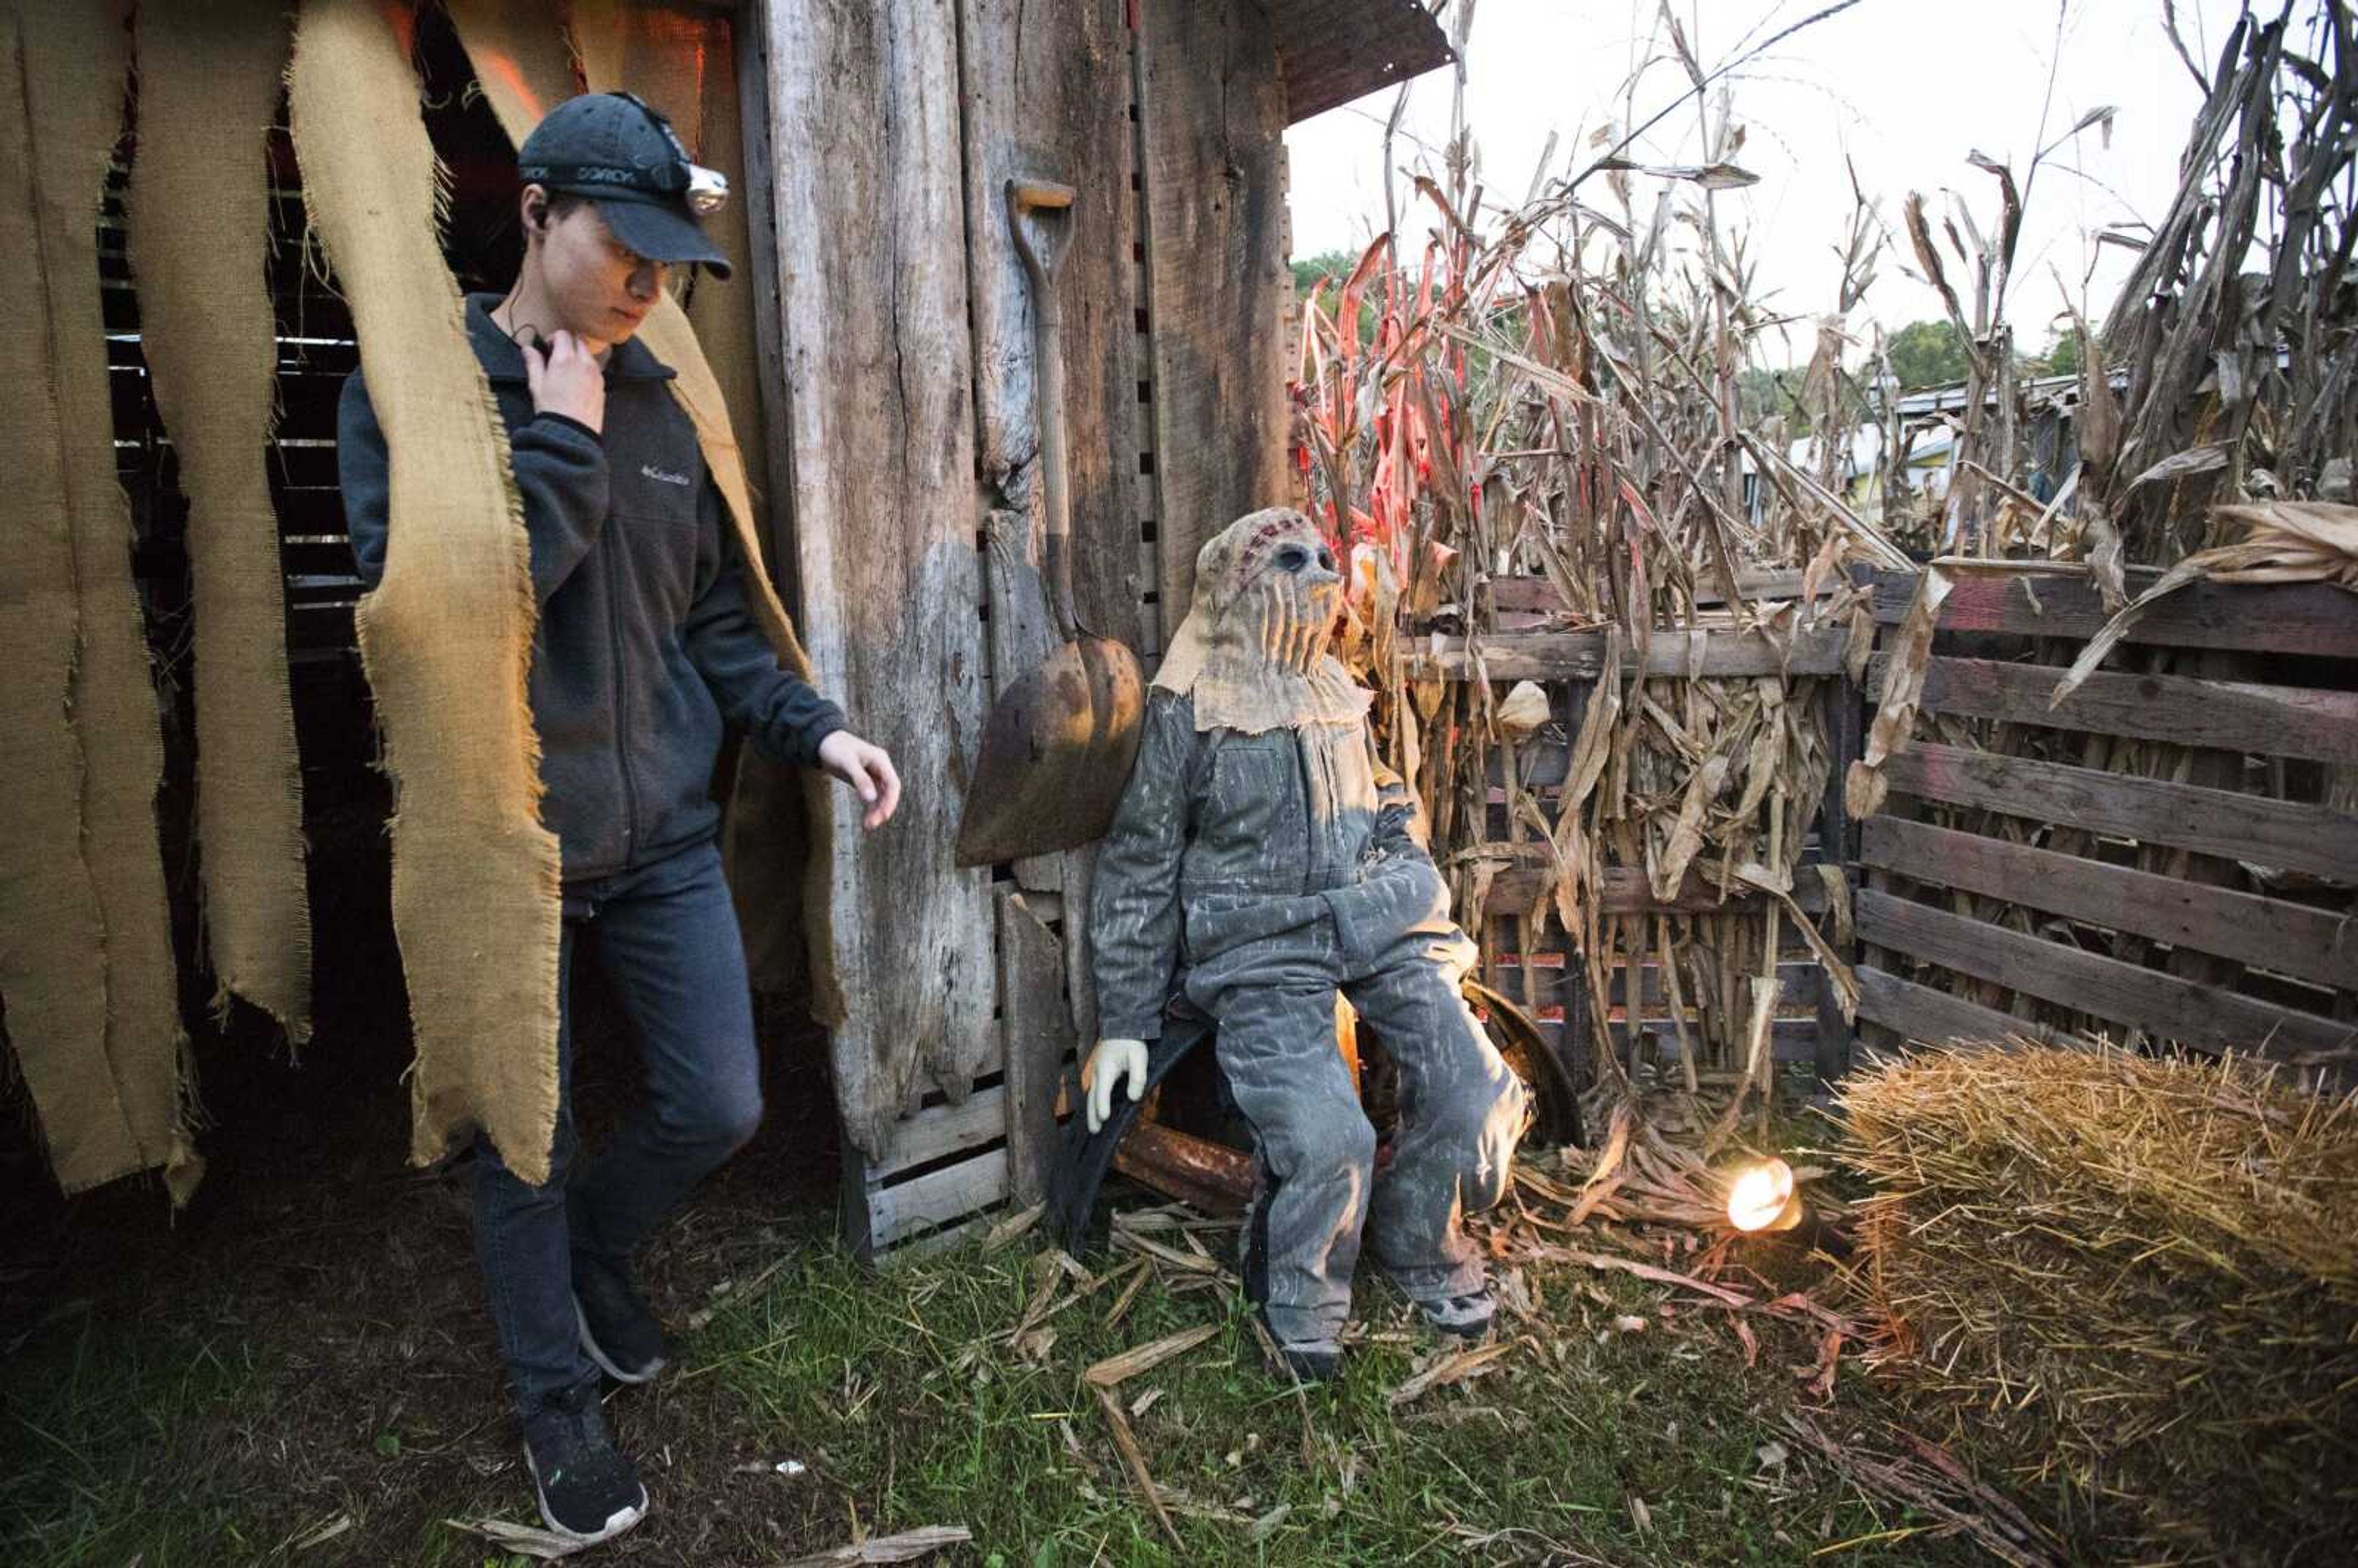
[1885,319,1971,390]
[1738,365,1802,425]
[1290,248,1365,298]
[2039,327,2082,378]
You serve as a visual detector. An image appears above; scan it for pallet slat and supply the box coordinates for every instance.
[873,1086,1008,1182]
[1882,742,2358,883]
[1482,863,1831,914]
[1408,626,1848,682]
[1855,966,2084,1051]
[1867,567,2358,658]
[1871,654,2358,766]
[1861,816,2354,989]
[1854,888,2353,1061]
[867,1146,1011,1249]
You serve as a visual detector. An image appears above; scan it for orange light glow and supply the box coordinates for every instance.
[1727,1158,1803,1233]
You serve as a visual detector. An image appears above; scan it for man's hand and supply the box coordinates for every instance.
[521,328,605,433]
[1083,1038,1148,1133]
[817,730,901,831]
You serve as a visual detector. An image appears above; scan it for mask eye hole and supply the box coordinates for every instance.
[1274,543,1310,573]
[1317,548,1335,572]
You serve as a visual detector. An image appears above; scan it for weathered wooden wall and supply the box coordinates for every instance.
[1854,568,2358,1084]
[747,0,1304,1252]
[757,0,996,1166]
[1137,0,1293,619]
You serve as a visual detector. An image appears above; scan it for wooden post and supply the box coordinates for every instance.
[756,0,996,1163]
[1813,676,1858,1087]
[1135,0,1291,615]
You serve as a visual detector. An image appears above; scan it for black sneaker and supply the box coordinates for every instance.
[572,1250,666,1384]
[521,1381,647,1545]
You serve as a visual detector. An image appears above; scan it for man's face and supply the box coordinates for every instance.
[527,190,667,346]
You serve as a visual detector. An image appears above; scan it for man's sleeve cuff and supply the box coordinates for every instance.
[531,411,604,446]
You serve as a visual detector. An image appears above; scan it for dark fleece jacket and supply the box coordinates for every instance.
[338,294,843,882]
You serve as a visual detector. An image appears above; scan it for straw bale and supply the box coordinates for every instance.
[1843,1047,2358,1564]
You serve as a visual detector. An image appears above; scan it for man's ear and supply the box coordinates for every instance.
[520,182,551,238]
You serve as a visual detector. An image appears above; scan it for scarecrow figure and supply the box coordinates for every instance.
[1086,507,1527,1381]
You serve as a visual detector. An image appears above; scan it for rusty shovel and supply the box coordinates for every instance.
[954,179,1145,867]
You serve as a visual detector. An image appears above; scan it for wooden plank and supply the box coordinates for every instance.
[1867,567,2358,658]
[873,1084,1009,1182]
[958,0,1145,652]
[1488,567,1821,614]
[1138,0,1290,618]
[733,11,799,598]
[1867,811,2348,985]
[1861,815,2356,990]
[1855,966,2083,1052]
[998,889,1077,1208]
[1881,742,2358,884]
[868,1146,1012,1249]
[1870,654,2358,767]
[1815,683,1861,1084]
[1854,889,2356,1062]
[763,0,997,1158]
[1407,626,1848,682]
[1484,863,1829,915]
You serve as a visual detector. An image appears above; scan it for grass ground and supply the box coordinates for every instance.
[3,1128,2001,1566]
[2,942,2023,1567]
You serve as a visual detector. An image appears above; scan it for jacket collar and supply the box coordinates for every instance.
[465,293,677,386]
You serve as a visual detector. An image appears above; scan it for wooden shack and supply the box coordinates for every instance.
[0,0,1453,1252]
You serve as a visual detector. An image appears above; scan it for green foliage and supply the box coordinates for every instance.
[1288,247,1363,298]
[1885,319,1970,390]
[2037,327,2082,378]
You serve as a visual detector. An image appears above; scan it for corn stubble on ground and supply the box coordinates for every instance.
[9,1085,2023,1566]
[1842,1046,2358,1564]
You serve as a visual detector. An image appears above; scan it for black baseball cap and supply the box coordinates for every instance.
[516,92,732,279]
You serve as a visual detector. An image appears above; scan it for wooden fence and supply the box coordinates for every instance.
[1853,566,2358,1085]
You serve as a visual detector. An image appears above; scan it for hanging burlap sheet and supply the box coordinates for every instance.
[0,0,195,1198]
[0,6,138,1193]
[290,0,562,1182]
[128,0,311,1045]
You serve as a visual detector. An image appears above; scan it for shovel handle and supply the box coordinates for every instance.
[1008,177,1080,643]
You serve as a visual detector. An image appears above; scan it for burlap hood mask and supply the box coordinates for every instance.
[1153,507,1372,734]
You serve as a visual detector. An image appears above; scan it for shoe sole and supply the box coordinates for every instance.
[1425,1313,1495,1339]
[574,1294,665,1386]
[524,1443,649,1545]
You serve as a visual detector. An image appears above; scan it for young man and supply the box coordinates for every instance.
[338,93,897,1545]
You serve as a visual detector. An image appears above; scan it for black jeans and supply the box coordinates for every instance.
[472,839,763,1410]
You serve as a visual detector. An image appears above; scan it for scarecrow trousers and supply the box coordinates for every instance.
[1187,911,1526,1346]
[472,839,763,1411]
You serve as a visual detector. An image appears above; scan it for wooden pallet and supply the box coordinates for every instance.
[1853,565,2357,1085]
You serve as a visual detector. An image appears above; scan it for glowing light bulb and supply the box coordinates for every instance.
[1727,1157,1802,1233]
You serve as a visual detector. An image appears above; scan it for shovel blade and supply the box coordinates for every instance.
[954,636,1146,867]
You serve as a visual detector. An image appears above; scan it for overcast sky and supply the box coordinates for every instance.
[1284,0,2254,366]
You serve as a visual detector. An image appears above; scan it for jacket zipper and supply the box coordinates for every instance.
[606,550,640,866]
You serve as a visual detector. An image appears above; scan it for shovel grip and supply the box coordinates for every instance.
[1009,176,1079,643]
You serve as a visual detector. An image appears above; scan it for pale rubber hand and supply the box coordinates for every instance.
[1084,1038,1148,1133]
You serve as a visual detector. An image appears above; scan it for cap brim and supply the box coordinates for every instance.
[595,196,732,280]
